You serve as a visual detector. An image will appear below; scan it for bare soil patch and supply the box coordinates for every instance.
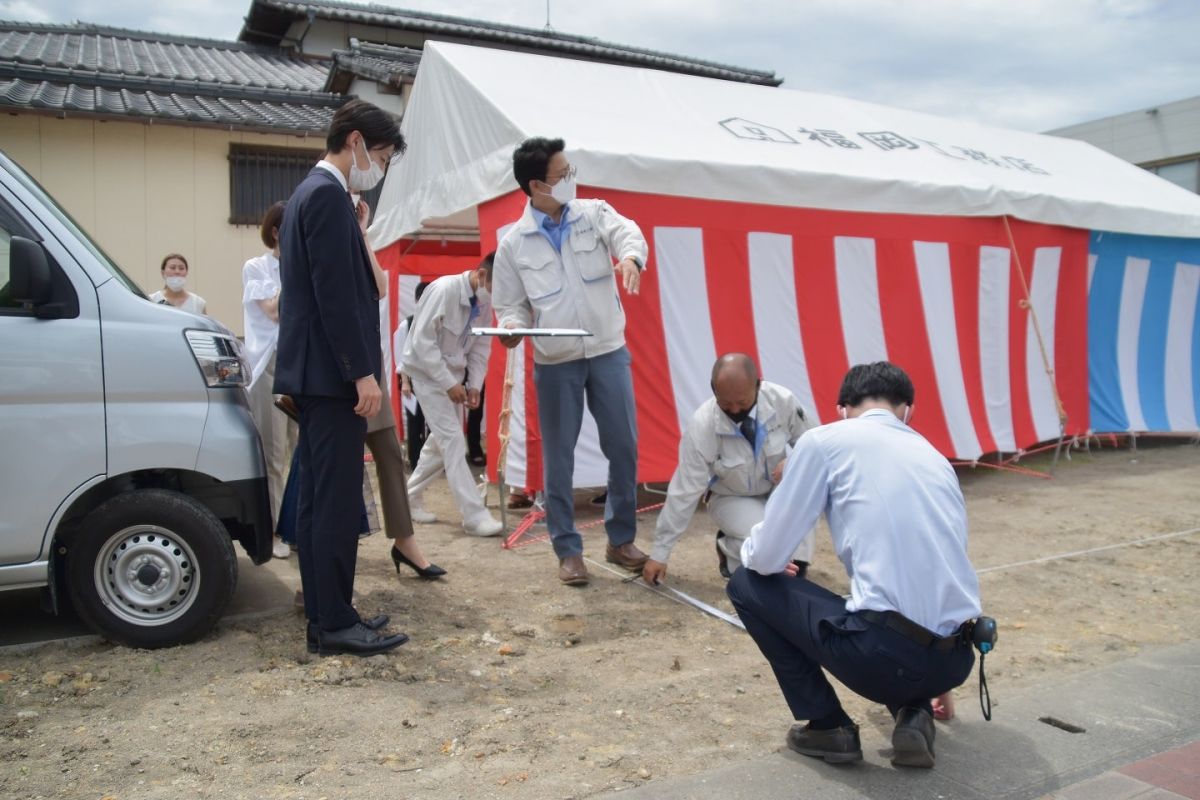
[2,439,1198,799]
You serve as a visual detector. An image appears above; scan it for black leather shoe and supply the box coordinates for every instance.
[307,616,390,653]
[391,546,447,579]
[716,532,731,580]
[318,622,408,657]
[360,614,389,630]
[891,707,935,768]
[786,722,863,764]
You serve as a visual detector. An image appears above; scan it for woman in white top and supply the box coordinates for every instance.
[149,253,206,314]
[242,202,296,559]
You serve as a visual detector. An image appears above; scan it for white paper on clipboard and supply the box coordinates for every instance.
[471,327,592,337]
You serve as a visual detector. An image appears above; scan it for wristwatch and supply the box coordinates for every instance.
[629,255,645,271]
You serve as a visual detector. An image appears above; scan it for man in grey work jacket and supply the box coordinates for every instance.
[493,137,648,587]
[643,354,815,586]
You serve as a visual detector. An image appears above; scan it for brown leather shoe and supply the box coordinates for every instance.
[786,722,863,764]
[558,554,590,586]
[605,541,649,572]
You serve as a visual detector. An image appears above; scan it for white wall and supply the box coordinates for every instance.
[0,114,324,334]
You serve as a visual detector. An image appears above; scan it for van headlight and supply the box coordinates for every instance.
[185,330,250,388]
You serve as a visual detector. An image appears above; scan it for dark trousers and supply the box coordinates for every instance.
[727,569,974,721]
[405,404,427,471]
[467,381,485,459]
[295,395,367,632]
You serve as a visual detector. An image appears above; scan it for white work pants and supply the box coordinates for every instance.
[406,378,487,524]
[709,494,814,569]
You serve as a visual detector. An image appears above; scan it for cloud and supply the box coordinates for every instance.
[10,0,1200,131]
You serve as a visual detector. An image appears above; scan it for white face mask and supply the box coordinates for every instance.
[475,285,491,306]
[547,174,576,206]
[348,138,385,192]
[165,276,187,292]
[902,404,913,425]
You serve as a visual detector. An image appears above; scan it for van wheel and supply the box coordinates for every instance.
[66,489,237,648]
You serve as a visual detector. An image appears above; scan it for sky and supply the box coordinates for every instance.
[3,0,1197,132]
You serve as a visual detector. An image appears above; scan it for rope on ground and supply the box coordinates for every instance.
[977,526,1200,575]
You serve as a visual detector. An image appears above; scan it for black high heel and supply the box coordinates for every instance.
[391,546,447,579]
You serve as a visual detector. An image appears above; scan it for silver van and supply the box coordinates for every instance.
[0,149,272,648]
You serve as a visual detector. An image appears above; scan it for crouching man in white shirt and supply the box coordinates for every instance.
[728,362,982,769]
[642,353,814,586]
[401,255,502,537]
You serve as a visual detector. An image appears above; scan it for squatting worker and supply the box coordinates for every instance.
[275,99,408,658]
[492,137,649,587]
[727,362,981,769]
[643,353,816,586]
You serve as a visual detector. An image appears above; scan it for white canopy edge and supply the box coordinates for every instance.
[371,41,1200,250]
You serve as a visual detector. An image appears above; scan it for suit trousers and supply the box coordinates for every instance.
[295,394,367,632]
[709,494,814,569]
[726,569,974,721]
[533,346,638,559]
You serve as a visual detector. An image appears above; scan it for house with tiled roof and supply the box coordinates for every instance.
[0,2,779,332]
[0,21,341,325]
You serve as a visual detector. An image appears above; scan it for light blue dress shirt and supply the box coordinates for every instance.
[741,408,982,636]
[530,203,572,252]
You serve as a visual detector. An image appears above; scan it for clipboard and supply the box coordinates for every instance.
[471,327,592,337]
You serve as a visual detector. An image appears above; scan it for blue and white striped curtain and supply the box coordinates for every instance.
[1088,231,1200,433]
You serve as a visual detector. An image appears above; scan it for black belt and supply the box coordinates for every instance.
[858,609,964,652]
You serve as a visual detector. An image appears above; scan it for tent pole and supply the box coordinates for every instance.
[1003,215,1069,450]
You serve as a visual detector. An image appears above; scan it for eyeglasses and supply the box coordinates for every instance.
[547,164,577,184]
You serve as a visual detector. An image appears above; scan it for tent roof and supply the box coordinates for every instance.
[371,42,1200,248]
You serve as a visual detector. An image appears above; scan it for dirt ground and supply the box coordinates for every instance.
[2,438,1198,800]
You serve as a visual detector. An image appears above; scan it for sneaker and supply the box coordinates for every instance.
[463,513,503,537]
[410,505,437,524]
[272,538,290,559]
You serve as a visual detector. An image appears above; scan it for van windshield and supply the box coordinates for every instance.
[2,153,145,297]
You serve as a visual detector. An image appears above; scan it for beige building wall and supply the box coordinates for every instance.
[0,114,325,335]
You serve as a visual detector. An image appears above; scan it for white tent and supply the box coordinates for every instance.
[371,42,1200,490]
[372,42,1200,250]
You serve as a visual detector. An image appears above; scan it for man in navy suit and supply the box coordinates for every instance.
[275,99,409,657]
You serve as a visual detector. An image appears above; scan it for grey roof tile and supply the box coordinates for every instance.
[241,0,782,86]
[0,20,343,133]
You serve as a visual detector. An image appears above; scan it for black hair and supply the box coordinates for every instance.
[512,137,565,196]
[479,251,496,281]
[260,201,286,249]
[837,361,915,407]
[414,280,430,303]
[326,99,406,155]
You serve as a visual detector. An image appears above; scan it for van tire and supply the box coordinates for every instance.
[66,489,237,648]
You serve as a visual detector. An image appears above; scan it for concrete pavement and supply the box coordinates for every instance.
[618,641,1200,800]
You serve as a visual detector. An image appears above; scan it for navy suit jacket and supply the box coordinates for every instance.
[274,165,381,399]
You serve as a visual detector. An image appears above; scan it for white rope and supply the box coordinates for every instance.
[977,526,1200,575]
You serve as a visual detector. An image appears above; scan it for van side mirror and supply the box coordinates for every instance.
[10,236,52,307]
